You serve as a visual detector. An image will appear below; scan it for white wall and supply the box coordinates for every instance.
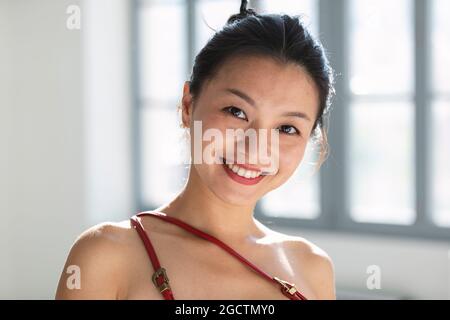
[0,0,134,299]
[0,0,85,299]
[0,0,14,297]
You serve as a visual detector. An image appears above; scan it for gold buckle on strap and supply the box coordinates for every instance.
[273,276,298,296]
[152,267,171,293]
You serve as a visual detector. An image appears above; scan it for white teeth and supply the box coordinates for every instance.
[225,162,262,179]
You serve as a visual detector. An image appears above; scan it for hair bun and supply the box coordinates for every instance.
[227,0,257,24]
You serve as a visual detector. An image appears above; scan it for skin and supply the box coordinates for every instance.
[55,55,336,300]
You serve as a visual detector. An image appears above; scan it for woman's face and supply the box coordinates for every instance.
[182,55,320,206]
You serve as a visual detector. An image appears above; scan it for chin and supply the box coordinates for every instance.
[210,183,260,206]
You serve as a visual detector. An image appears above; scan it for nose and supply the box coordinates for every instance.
[232,123,279,172]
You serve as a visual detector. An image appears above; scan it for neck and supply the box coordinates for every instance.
[155,165,266,245]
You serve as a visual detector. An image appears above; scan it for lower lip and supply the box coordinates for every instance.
[222,161,266,186]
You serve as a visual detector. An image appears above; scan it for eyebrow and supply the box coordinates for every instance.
[225,88,257,107]
[225,88,312,122]
[281,111,312,122]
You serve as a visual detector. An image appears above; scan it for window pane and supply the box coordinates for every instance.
[431,0,450,94]
[261,141,321,220]
[260,0,319,38]
[141,107,189,206]
[349,102,415,225]
[349,0,414,95]
[139,1,187,101]
[431,100,450,227]
[195,0,237,53]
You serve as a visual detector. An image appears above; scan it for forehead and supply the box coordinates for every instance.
[203,54,319,114]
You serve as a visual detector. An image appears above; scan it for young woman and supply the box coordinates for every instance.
[56,0,336,300]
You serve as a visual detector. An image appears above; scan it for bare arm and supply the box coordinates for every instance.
[292,238,336,300]
[306,250,336,299]
[55,223,127,299]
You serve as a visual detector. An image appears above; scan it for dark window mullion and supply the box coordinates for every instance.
[187,0,196,75]
[319,0,350,229]
[132,0,144,213]
[414,0,432,226]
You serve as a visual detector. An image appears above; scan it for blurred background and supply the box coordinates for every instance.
[0,0,449,299]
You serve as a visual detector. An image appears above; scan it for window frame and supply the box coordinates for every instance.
[132,0,450,241]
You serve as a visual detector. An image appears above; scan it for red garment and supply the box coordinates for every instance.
[130,211,308,300]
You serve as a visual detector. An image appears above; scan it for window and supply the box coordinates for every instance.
[135,0,450,239]
[430,0,450,227]
[138,0,189,206]
[196,0,237,52]
[348,0,415,225]
[259,0,319,37]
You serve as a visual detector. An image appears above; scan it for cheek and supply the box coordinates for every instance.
[192,113,229,137]
[193,104,222,122]
[189,118,241,173]
[278,141,308,175]
[189,112,226,151]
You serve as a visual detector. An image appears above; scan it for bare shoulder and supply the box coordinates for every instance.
[55,219,136,299]
[287,235,336,300]
[257,221,336,299]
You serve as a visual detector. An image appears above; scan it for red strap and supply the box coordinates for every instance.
[130,215,175,300]
[131,211,307,300]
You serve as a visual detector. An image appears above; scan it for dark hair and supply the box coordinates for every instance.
[187,0,335,166]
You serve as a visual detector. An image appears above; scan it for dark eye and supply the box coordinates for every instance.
[278,125,301,136]
[223,106,248,121]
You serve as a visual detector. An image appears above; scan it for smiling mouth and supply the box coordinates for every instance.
[220,157,270,186]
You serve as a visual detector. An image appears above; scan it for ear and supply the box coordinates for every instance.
[181,81,194,128]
